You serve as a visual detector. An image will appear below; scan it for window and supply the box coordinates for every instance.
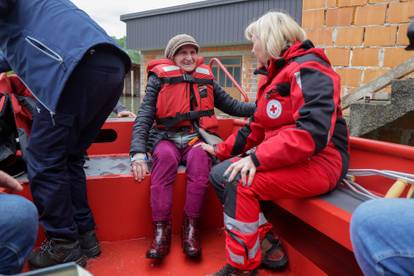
[205,56,242,88]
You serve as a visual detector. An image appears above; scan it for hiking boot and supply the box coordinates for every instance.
[261,231,288,270]
[146,221,171,259]
[210,264,258,276]
[28,238,87,269]
[181,216,201,258]
[79,230,101,258]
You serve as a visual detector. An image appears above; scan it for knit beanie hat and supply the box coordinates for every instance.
[164,34,200,59]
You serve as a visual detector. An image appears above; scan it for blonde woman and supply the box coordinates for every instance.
[199,12,349,275]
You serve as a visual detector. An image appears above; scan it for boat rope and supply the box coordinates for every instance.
[345,169,414,198]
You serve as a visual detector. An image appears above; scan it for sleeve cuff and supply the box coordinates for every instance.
[249,152,260,167]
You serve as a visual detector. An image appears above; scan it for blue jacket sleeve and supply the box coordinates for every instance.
[0,52,11,73]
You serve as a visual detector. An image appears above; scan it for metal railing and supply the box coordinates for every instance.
[208,58,249,103]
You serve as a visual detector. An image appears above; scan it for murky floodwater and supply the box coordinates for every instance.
[109,96,141,117]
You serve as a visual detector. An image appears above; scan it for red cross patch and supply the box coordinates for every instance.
[266,99,282,119]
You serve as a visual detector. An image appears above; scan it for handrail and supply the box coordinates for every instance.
[209,58,249,102]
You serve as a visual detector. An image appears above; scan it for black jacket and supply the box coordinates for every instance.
[130,74,256,155]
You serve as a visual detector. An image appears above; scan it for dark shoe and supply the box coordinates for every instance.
[146,221,171,259]
[211,264,258,276]
[79,230,101,258]
[181,216,201,258]
[28,238,87,269]
[261,231,288,270]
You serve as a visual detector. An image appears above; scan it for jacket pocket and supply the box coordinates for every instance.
[25,36,63,63]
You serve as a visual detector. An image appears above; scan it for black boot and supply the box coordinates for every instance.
[146,221,172,259]
[181,216,201,258]
[28,238,87,269]
[79,230,101,258]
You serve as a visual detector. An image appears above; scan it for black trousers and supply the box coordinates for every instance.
[27,47,126,240]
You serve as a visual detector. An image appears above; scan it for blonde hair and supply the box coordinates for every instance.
[245,11,307,59]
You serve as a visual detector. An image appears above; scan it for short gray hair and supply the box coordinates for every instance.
[245,11,306,59]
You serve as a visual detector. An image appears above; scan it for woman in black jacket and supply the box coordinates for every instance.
[130,34,255,260]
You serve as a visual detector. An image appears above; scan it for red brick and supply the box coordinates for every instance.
[384,48,414,67]
[354,5,386,26]
[326,48,351,66]
[352,48,379,66]
[336,27,365,46]
[397,24,409,46]
[326,7,355,26]
[365,26,397,46]
[303,0,325,10]
[338,0,368,7]
[387,2,414,24]
[363,68,388,84]
[327,0,337,8]
[307,28,333,46]
[302,10,325,28]
[336,68,363,87]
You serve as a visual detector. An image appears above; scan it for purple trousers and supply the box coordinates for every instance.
[150,140,212,221]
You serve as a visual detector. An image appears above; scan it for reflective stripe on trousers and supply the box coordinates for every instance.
[227,236,260,265]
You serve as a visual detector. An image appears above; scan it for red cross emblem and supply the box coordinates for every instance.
[266,100,282,119]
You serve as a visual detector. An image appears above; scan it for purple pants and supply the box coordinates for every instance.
[150,140,212,221]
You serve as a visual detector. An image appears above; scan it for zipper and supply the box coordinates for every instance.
[15,75,56,126]
[25,36,64,64]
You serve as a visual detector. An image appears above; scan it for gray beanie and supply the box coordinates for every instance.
[164,34,200,59]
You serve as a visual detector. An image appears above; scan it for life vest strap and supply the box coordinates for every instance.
[160,74,213,85]
[156,109,214,129]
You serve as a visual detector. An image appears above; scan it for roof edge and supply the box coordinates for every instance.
[138,41,252,53]
[120,0,249,22]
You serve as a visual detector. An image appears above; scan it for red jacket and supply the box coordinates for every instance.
[216,41,349,179]
[148,58,218,132]
[0,73,35,161]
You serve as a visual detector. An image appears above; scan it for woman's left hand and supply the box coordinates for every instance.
[224,156,256,187]
[117,110,137,118]
[194,142,216,156]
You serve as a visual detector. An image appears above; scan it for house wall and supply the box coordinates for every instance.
[139,0,414,104]
[303,0,414,96]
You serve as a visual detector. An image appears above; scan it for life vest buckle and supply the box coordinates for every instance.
[183,74,195,83]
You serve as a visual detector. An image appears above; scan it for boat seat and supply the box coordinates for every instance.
[16,155,187,181]
[272,185,370,252]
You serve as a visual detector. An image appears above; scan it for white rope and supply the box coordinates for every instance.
[342,179,381,200]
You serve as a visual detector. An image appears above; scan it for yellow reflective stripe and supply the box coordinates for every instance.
[224,213,259,234]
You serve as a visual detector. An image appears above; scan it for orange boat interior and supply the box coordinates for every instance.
[12,117,414,275]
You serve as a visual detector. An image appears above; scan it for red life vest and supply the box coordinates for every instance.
[0,73,35,162]
[147,58,218,132]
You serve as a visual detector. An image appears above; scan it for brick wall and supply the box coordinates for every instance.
[303,0,414,97]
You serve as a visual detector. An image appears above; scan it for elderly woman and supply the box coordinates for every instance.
[130,34,255,260]
[199,12,349,275]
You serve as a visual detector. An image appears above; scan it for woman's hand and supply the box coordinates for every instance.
[224,156,256,187]
[117,110,137,118]
[0,170,23,191]
[194,142,216,156]
[131,153,149,182]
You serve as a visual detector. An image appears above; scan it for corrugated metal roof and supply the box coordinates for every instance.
[122,0,302,51]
